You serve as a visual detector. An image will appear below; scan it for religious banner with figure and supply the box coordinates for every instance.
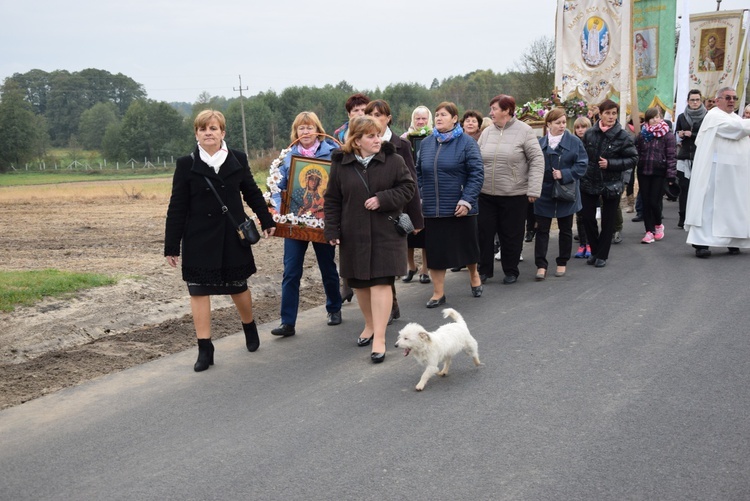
[554,0,632,106]
[688,10,746,101]
[632,0,676,115]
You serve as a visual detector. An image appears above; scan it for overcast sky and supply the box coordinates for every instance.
[1,0,746,103]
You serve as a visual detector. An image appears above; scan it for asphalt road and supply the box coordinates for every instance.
[1,201,748,501]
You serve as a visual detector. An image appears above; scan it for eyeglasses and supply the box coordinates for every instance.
[718,96,738,101]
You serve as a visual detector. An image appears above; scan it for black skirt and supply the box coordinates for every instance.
[347,276,396,289]
[424,216,479,270]
[187,280,248,296]
[407,229,426,249]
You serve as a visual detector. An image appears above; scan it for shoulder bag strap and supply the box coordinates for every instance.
[203,176,241,228]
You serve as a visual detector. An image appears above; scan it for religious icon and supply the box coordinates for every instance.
[634,29,657,79]
[285,156,331,220]
[581,16,609,67]
[698,29,726,72]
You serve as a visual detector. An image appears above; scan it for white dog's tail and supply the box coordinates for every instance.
[441,308,467,329]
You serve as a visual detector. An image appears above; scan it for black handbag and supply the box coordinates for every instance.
[204,176,261,246]
[599,168,624,200]
[552,179,577,202]
[354,166,412,236]
[388,213,415,236]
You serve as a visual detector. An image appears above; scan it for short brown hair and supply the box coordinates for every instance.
[345,93,370,113]
[364,100,392,126]
[461,109,484,126]
[490,95,516,116]
[598,99,619,114]
[544,108,566,125]
[435,101,459,119]
[644,107,662,122]
[194,109,226,133]
[342,116,382,155]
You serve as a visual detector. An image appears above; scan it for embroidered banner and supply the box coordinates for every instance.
[555,0,632,105]
[632,0,676,115]
[688,10,745,100]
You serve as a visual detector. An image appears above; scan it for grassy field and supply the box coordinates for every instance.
[0,270,116,312]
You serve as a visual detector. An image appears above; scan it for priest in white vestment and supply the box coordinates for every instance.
[685,87,750,257]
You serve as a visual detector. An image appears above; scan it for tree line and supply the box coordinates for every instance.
[0,38,555,171]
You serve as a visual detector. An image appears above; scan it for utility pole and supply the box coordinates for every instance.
[716,0,721,11]
[233,75,250,164]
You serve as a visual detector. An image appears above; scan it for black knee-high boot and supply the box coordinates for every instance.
[194,338,214,372]
[243,321,260,352]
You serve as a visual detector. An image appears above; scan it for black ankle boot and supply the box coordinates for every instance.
[243,321,260,352]
[194,338,214,372]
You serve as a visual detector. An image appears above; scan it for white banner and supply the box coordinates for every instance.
[555,0,632,106]
[688,10,745,100]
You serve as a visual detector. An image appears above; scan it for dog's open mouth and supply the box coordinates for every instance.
[403,348,410,356]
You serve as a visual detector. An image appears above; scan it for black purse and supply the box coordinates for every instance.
[599,167,624,200]
[354,166,412,236]
[204,176,261,246]
[552,179,577,202]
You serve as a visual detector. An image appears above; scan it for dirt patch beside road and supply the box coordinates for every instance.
[0,179,326,409]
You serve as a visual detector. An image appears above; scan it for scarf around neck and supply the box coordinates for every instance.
[641,120,670,143]
[355,153,376,168]
[297,139,321,158]
[432,123,463,143]
[198,141,229,173]
[547,131,563,150]
[684,104,707,128]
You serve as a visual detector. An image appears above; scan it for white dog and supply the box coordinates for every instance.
[395,308,482,391]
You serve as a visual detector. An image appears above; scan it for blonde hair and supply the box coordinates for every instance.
[342,116,382,155]
[290,111,326,143]
[194,109,226,132]
[574,116,592,129]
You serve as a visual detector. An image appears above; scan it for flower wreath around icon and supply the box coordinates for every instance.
[264,133,343,230]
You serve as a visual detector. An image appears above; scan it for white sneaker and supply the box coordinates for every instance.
[494,250,502,261]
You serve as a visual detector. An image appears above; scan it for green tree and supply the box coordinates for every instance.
[119,100,191,160]
[514,36,556,102]
[0,80,42,170]
[102,122,122,160]
[78,102,119,149]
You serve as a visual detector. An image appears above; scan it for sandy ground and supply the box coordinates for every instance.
[0,179,327,409]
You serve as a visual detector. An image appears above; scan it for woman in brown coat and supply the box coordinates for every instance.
[324,116,415,363]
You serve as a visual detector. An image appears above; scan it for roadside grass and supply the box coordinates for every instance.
[0,269,117,312]
[0,169,174,187]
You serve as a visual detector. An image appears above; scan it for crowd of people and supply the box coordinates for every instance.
[165,86,750,371]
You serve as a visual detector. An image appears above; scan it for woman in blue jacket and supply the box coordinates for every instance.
[534,108,588,279]
[416,102,484,307]
[270,111,343,337]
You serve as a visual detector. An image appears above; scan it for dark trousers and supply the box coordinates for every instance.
[580,191,619,260]
[637,173,665,233]
[677,170,690,224]
[478,194,527,278]
[526,203,536,232]
[534,214,574,269]
[281,239,342,325]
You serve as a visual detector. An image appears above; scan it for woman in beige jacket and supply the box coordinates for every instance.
[477,94,544,284]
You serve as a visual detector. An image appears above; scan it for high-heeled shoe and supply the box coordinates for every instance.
[371,352,385,363]
[402,269,417,283]
[419,273,431,284]
[471,285,483,298]
[342,290,353,303]
[425,295,446,308]
[357,334,374,347]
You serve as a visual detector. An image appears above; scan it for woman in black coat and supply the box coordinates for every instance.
[364,99,425,324]
[579,99,638,267]
[324,116,415,364]
[165,110,276,372]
